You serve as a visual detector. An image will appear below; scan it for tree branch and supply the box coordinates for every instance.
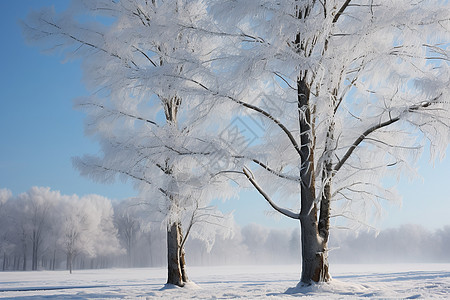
[38,18,138,67]
[78,102,159,127]
[163,73,303,159]
[243,166,300,219]
[132,46,158,67]
[233,155,301,182]
[334,97,438,172]
[83,161,169,198]
[332,0,352,24]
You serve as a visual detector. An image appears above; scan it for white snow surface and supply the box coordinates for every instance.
[1,264,449,299]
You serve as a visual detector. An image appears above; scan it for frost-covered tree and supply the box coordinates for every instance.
[0,187,62,271]
[22,0,234,286]
[0,187,122,272]
[18,187,60,271]
[165,0,450,285]
[60,201,88,274]
[59,194,123,274]
[114,202,141,267]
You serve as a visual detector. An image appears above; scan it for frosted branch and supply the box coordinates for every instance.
[243,166,300,220]
[162,73,303,159]
[233,155,301,182]
[332,0,352,24]
[77,102,159,127]
[334,96,441,172]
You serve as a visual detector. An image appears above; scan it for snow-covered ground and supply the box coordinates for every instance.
[1,264,449,299]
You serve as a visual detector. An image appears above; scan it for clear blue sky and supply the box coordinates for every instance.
[1,1,449,231]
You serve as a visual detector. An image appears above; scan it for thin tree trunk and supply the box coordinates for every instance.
[127,240,133,267]
[52,249,56,271]
[2,252,6,271]
[32,231,38,271]
[67,252,73,274]
[32,233,36,270]
[32,246,36,270]
[180,246,188,283]
[22,249,27,271]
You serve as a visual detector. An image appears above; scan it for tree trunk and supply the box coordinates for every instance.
[166,221,187,287]
[22,250,27,271]
[32,243,36,270]
[31,230,39,271]
[297,74,331,284]
[52,249,56,271]
[180,246,188,283]
[299,214,330,284]
[298,177,330,284]
[67,252,73,274]
[2,252,6,271]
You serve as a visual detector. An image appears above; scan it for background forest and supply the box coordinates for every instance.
[1,187,449,273]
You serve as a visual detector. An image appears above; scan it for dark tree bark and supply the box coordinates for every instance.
[166,221,187,286]
[66,252,73,274]
[297,75,331,284]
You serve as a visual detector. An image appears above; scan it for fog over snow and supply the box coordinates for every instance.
[187,223,450,266]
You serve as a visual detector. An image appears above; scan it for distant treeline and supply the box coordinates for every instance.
[1,187,448,272]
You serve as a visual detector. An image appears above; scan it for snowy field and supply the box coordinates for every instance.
[1,264,449,299]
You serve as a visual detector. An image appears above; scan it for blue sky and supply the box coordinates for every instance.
[1,1,449,231]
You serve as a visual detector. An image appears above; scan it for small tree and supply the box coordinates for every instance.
[15,187,61,271]
[114,203,141,267]
[60,198,90,274]
[59,194,122,274]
